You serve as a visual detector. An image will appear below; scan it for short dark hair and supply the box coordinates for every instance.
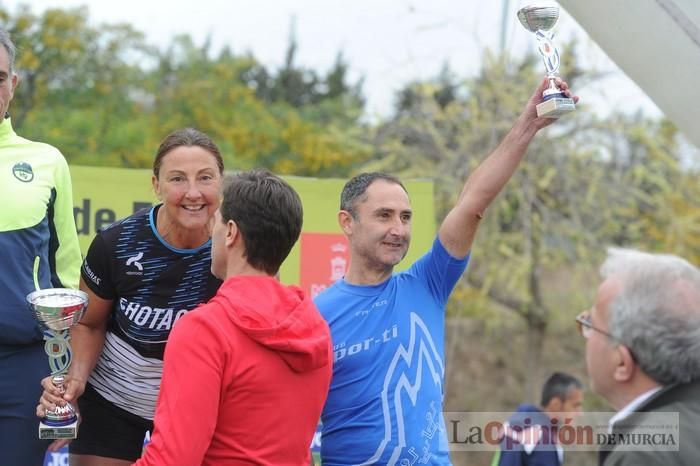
[340,172,408,218]
[153,128,224,178]
[540,372,582,407]
[220,169,303,275]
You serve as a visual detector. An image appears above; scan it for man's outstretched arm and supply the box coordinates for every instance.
[439,77,578,258]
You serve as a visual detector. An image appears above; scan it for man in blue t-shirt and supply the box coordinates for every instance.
[315,77,579,466]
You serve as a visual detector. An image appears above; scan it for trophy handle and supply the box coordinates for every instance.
[43,329,73,376]
[534,30,560,78]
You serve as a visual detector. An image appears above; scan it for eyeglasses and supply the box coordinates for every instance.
[575,311,617,340]
[575,311,637,362]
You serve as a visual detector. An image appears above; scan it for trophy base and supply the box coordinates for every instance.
[39,419,78,439]
[536,97,575,118]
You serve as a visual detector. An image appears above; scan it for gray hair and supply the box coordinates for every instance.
[601,248,700,385]
[0,29,16,74]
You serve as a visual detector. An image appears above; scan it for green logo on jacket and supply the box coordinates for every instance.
[12,162,34,182]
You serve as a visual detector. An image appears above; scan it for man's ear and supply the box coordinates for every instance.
[338,210,353,236]
[612,345,636,383]
[9,73,17,98]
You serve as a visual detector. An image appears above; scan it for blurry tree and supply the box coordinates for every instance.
[1,4,153,164]
[148,33,370,176]
[1,4,370,177]
[248,19,365,113]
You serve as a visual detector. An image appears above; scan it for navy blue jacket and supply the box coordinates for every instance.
[497,404,561,466]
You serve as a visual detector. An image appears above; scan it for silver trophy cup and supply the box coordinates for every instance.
[27,288,88,439]
[517,2,576,118]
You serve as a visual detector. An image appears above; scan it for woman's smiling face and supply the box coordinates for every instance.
[152,145,222,235]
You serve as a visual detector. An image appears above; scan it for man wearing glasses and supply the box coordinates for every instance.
[576,248,700,466]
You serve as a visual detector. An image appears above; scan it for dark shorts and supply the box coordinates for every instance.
[70,383,153,461]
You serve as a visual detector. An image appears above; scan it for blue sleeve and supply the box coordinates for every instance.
[498,448,525,466]
[405,236,470,306]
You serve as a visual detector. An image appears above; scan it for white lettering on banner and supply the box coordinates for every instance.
[118,298,186,330]
[45,452,68,466]
[44,434,152,466]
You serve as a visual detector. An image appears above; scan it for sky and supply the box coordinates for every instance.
[2,0,661,119]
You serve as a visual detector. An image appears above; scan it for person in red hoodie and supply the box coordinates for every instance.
[134,169,333,466]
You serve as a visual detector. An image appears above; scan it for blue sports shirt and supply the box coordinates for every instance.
[316,237,469,465]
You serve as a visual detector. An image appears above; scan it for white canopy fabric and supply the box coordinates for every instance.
[559,0,700,148]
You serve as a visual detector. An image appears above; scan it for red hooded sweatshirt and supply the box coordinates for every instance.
[134,275,332,466]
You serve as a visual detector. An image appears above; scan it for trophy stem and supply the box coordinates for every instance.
[52,374,67,393]
[542,77,565,101]
[40,373,79,439]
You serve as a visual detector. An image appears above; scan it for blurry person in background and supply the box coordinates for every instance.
[496,372,584,466]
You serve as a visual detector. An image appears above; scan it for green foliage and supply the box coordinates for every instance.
[3,4,371,177]
[366,44,700,332]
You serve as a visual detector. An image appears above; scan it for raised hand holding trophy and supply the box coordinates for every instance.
[517,2,576,118]
[27,288,88,439]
